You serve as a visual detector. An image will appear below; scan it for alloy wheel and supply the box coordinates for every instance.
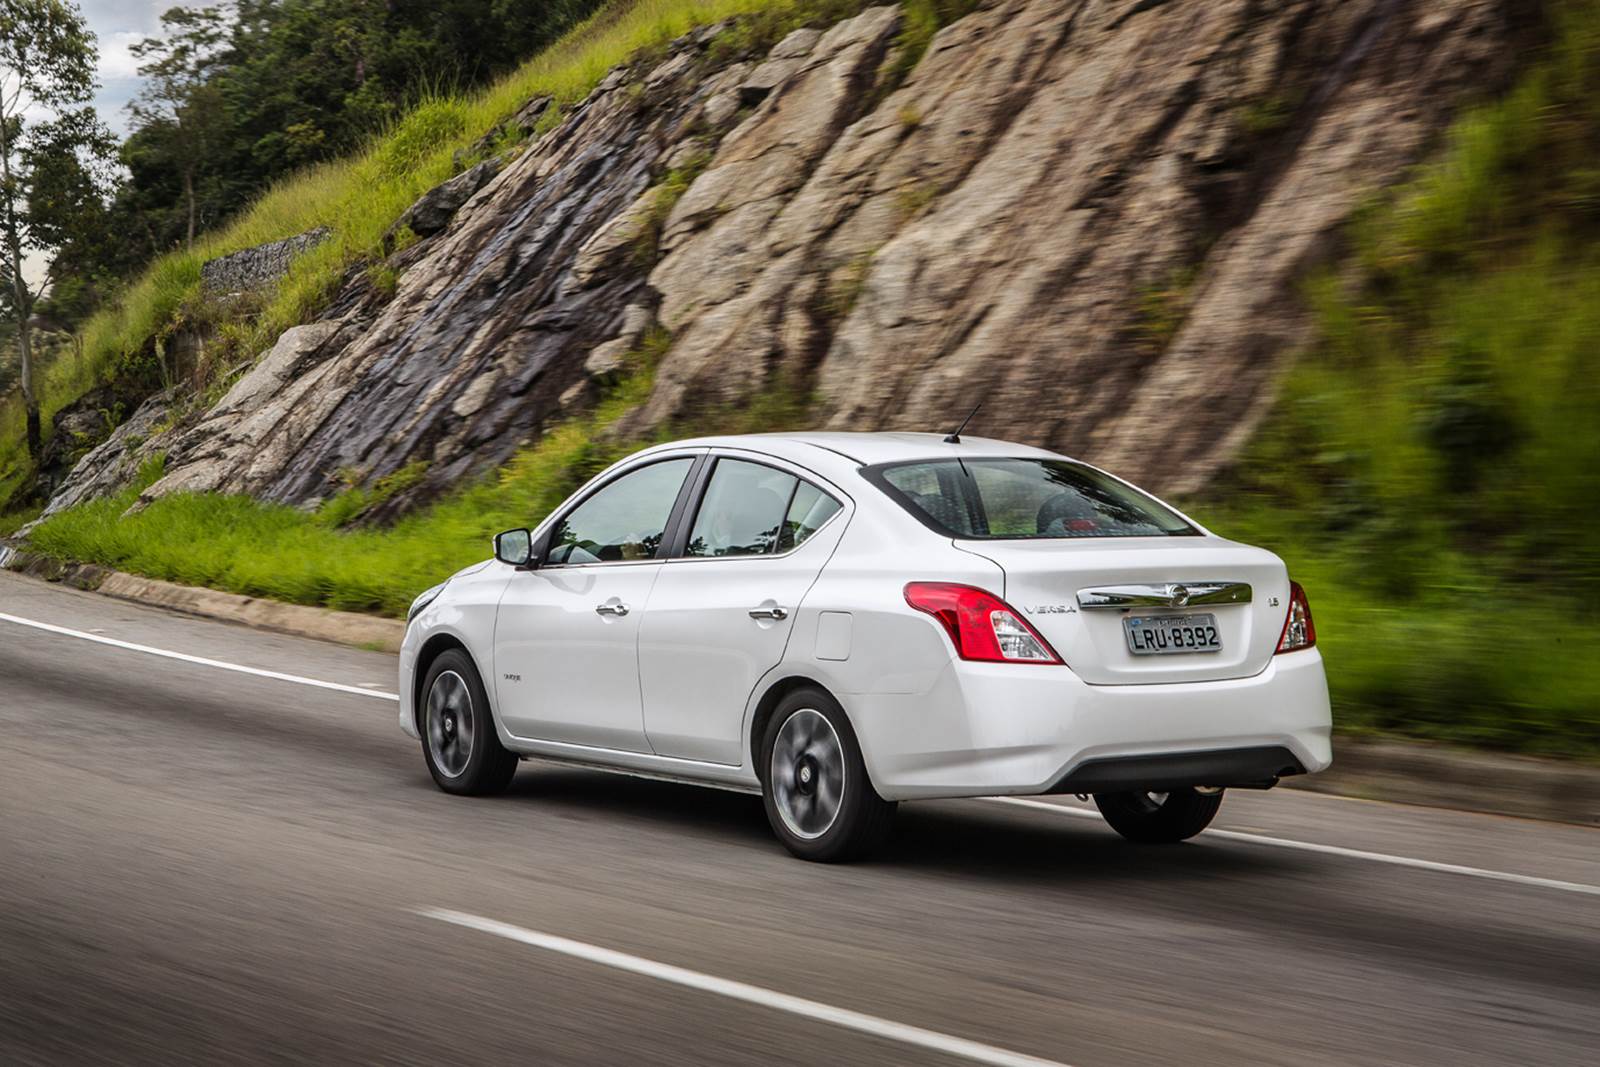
[426,670,475,779]
[770,708,846,840]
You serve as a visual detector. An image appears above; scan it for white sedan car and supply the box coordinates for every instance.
[400,432,1330,861]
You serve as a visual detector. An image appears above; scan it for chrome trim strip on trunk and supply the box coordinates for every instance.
[1076,582,1252,610]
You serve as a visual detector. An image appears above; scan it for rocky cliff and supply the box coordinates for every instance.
[46,0,1515,518]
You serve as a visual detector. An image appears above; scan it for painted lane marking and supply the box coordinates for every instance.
[984,797,1600,898]
[419,908,1073,1067]
[0,611,398,702]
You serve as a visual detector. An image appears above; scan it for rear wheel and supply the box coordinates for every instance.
[420,649,518,796]
[760,688,896,862]
[1094,787,1222,843]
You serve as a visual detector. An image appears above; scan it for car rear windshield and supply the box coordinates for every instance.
[863,458,1199,539]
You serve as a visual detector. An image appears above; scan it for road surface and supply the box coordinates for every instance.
[1,571,1597,1066]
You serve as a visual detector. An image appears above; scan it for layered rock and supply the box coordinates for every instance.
[641,0,1512,493]
[45,0,1516,518]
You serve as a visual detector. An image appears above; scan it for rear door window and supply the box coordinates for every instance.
[685,458,844,557]
[779,482,843,552]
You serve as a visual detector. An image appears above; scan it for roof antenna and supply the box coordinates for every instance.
[943,401,982,444]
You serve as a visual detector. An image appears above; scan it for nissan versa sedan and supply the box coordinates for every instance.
[399,432,1331,861]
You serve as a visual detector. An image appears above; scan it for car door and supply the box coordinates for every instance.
[494,454,700,752]
[638,455,849,765]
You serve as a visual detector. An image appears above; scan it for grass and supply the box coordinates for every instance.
[1196,0,1600,760]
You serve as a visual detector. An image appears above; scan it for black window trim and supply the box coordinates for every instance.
[538,451,709,569]
[858,456,1201,541]
[665,452,847,562]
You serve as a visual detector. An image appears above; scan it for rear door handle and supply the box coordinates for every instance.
[595,601,630,617]
[748,606,788,620]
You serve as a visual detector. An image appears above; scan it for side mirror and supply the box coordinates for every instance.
[494,528,535,568]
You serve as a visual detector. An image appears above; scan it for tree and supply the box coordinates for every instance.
[130,6,230,251]
[0,0,106,459]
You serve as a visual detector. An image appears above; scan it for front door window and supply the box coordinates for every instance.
[547,458,694,565]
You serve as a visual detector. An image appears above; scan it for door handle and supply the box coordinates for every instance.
[748,605,789,621]
[595,601,630,617]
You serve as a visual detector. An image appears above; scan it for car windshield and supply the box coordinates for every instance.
[864,458,1199,539]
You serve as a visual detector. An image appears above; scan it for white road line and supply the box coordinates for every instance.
[0,611,398,702]
[419,908,1072,1067]
[984,797,1600,897]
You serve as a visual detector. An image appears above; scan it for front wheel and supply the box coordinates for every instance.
[760,688,896,862]
[1094,787,1222,843]
[419,649,518,796]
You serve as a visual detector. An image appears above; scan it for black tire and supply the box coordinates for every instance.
[419,648,518,796]
[759,687,896,862]
[1094,787,1223,843]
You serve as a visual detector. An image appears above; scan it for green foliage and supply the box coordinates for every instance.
[0,505,40,538]
[633,149,712,265]
[880,0,979,88]
[1133,265,1199,353]
[374,98,472,180]
[821,248,875,320]
[1236,91,1300,137]
[1202,1,1600,759]
[893,177,937,220]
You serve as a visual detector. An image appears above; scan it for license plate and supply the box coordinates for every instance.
[1124,613,1222,655]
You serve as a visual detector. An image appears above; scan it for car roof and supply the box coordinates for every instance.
[642,431,1064,468]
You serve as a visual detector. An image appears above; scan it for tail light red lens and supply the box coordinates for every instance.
[1275,581,1316,653]
[904,582,1063,664]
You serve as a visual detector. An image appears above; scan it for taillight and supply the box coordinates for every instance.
[1275,581,1316,653]
[904,582,1063,664]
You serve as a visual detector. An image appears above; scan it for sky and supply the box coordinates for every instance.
[15,1,165,287]
[82,0,168,139]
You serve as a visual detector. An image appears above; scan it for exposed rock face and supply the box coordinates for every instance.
[138,33,755,509]
[38,385,182,517]
[45,0,1516,518]
[200,228,332,295]
[641,0,1512,493]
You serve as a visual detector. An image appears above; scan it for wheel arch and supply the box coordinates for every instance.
[747,674,874,788]
[412,631,478,734]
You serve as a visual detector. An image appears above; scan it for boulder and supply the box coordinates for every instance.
[398,158,503,238]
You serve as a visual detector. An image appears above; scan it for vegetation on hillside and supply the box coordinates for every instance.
[1200,0,1600,758]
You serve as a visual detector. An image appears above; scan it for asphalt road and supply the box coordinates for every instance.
[2,571,1597,1067]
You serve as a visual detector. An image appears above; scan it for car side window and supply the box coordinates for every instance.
[546,458,694,565]
[778,481,842,552]
[686,459,798,557]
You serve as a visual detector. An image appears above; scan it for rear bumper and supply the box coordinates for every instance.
[847,648,1332,801]
[1046,745,1305,793]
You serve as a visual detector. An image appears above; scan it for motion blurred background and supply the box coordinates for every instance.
[2,0,1598,767]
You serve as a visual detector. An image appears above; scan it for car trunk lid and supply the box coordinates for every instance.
[960,537,1290,685]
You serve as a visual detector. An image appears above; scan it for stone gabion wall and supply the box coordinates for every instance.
[199,228,332,294]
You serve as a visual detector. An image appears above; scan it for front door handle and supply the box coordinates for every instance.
[595,601,630,617]
[748,605,789,621]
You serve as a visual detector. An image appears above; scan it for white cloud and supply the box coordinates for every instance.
[97,30,148,83]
